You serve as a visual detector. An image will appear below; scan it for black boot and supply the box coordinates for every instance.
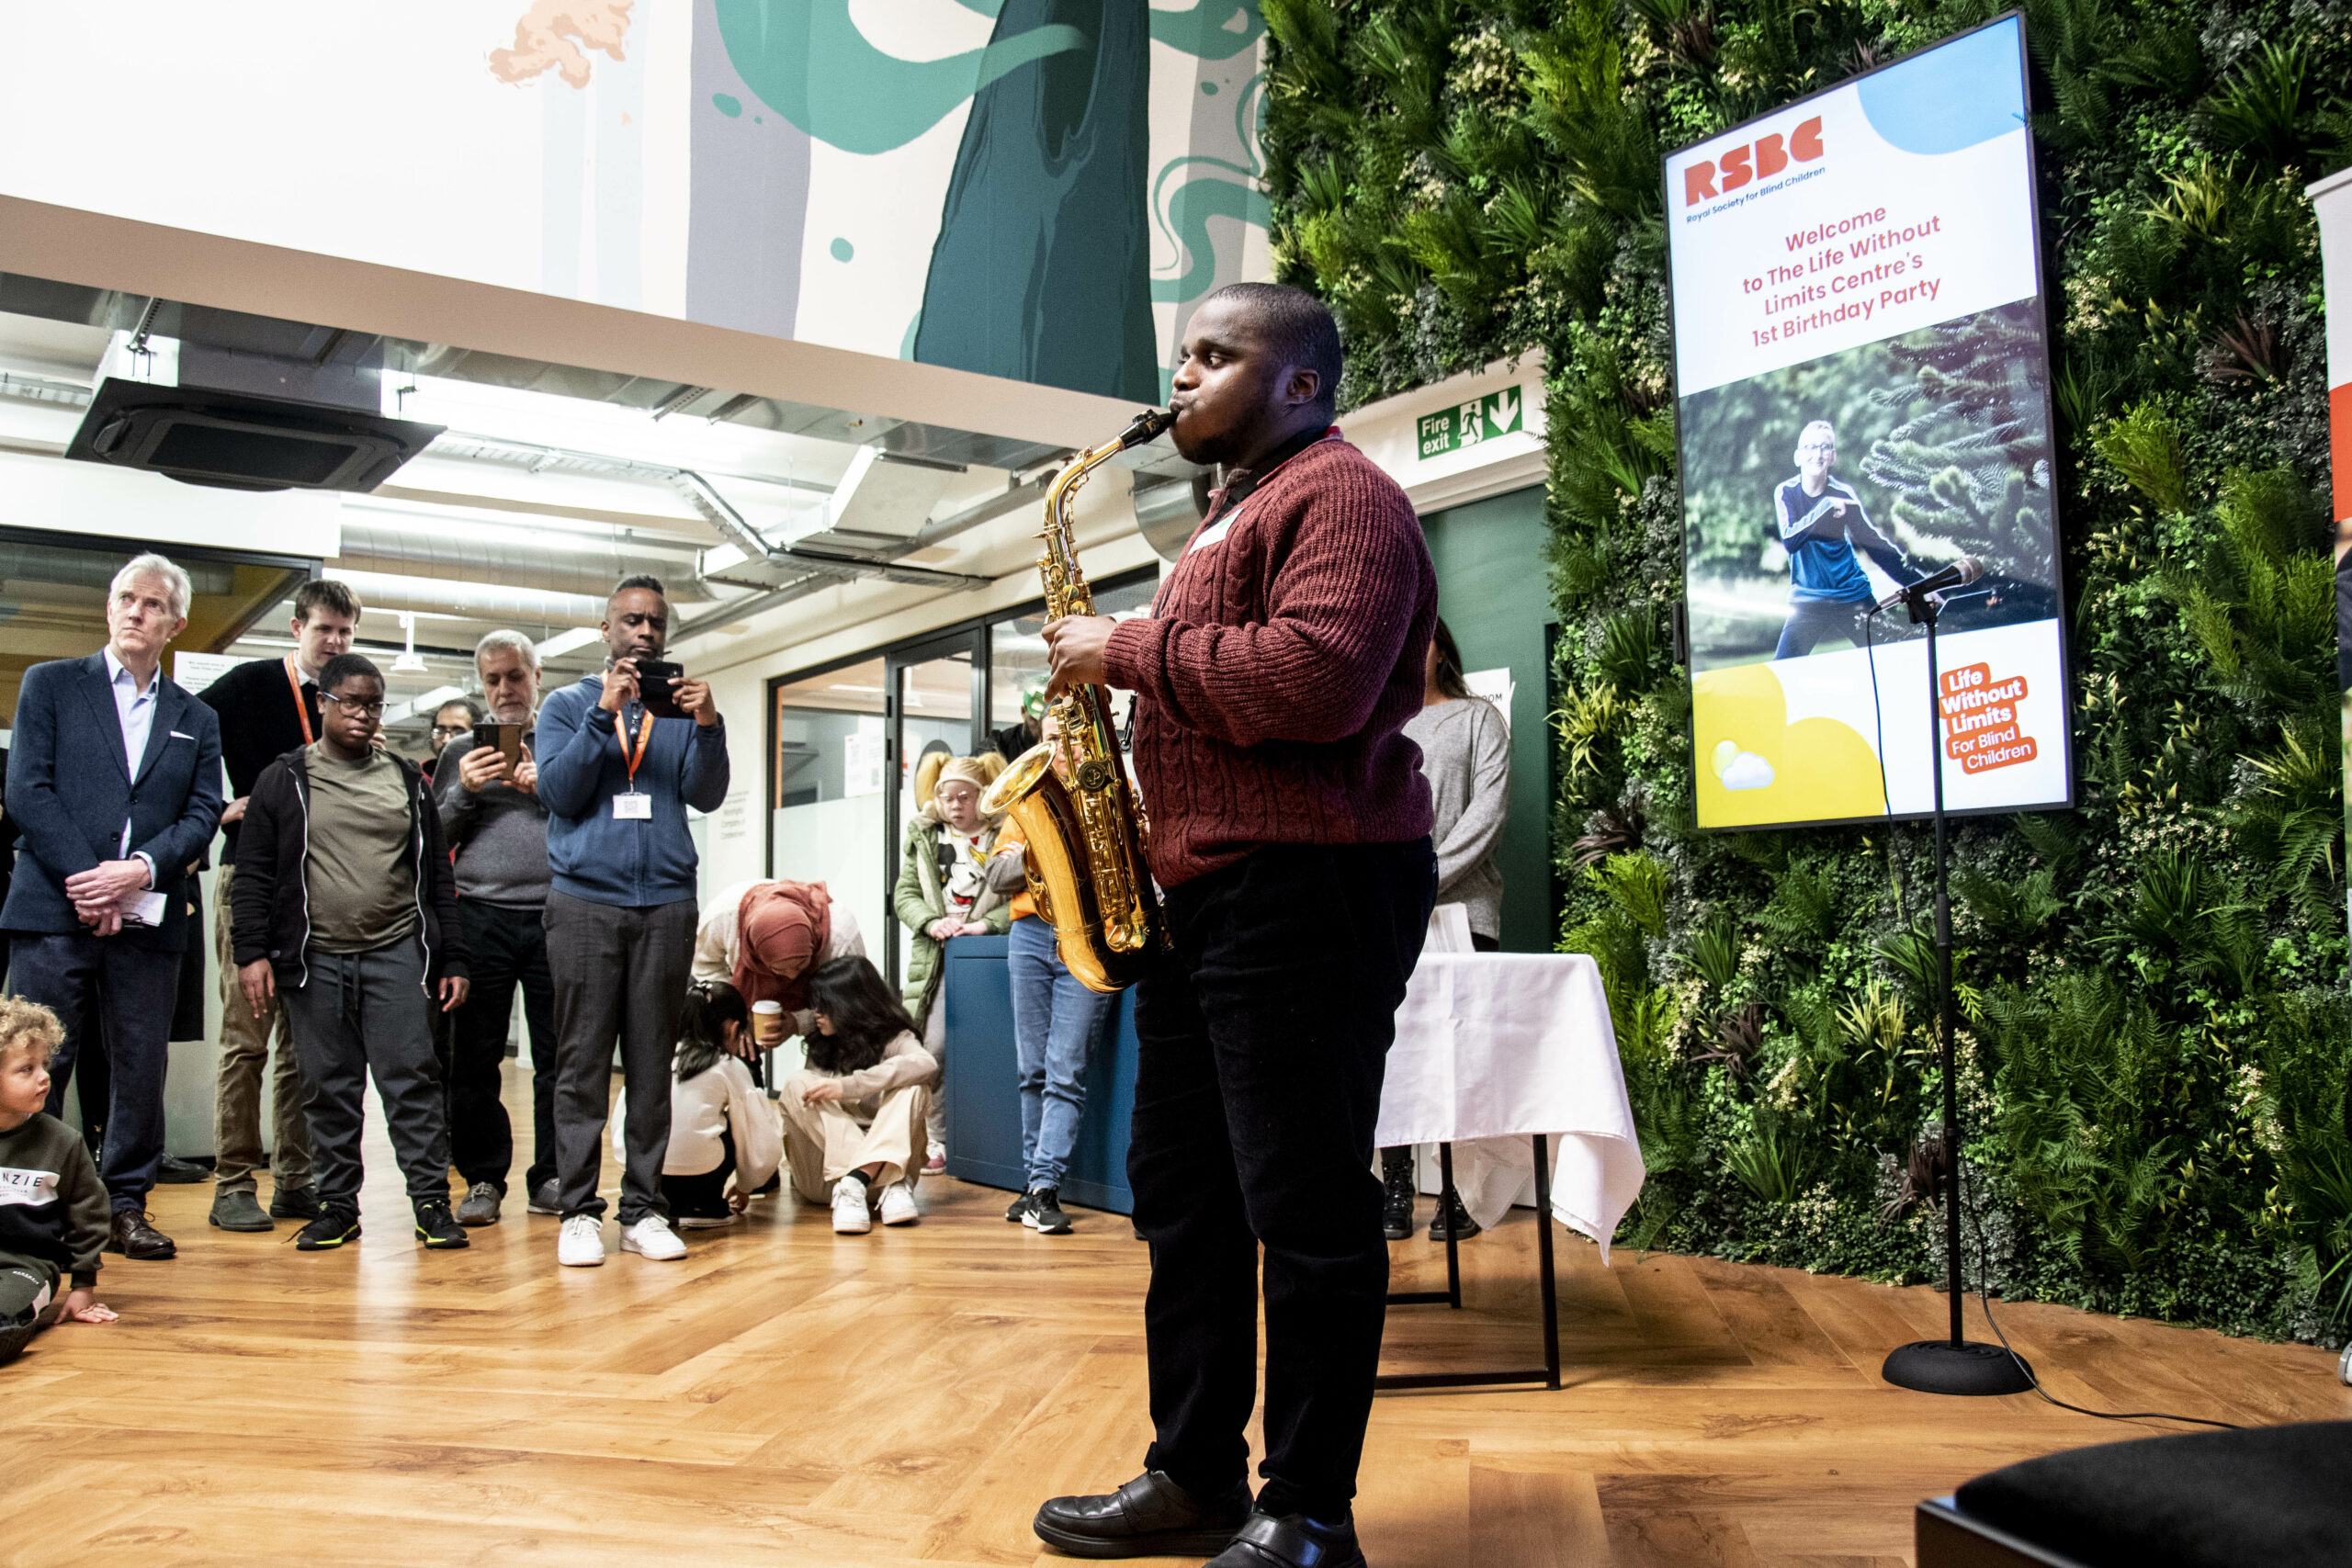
[1428,1185,1481,1241]
[1380,1147,1415,1241]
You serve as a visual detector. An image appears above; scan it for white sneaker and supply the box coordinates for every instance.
[831,1178,872,1234]
[557,1213,605,1268]
[923,1142,948,1175]
[878,1180,920,1226]
[620,1215,687,1260]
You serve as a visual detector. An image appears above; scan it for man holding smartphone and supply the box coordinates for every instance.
[434,630,559,1226]
[532,576,728,1269]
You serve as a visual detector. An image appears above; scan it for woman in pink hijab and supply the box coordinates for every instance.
[691,877,867,1043]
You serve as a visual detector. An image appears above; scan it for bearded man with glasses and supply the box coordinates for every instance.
[230,654,473,1253]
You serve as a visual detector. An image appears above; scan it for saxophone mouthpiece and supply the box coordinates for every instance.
[1119,407,1175,450]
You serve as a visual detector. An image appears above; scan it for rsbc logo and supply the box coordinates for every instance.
[1684,116,1824,205]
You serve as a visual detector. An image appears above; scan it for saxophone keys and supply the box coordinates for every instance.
[1074,760,1113,794]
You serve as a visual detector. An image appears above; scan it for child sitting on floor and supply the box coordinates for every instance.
[782,956,937,1235]
[0,997,118,1365]
[613,982,782,1230]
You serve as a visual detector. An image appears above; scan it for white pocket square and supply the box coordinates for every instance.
[169,730,195,740]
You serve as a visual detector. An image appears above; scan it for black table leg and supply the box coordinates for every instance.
[1532,1133,1560,1390]
[1387,1142,1462,1308]
[1441,1141,1463,1309]
[1376,1135,1562,1393]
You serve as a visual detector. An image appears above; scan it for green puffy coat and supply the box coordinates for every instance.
[893,806,1010,1023]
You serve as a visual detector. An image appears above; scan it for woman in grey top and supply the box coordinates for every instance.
[1385,616,1510,1241]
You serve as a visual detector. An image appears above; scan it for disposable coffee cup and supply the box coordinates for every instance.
[751,1000,785,1048]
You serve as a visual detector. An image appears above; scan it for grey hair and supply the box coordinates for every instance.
[475,628,540,671]
[110,552,193,620]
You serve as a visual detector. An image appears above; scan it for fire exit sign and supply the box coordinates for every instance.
[1417,387,1525,459]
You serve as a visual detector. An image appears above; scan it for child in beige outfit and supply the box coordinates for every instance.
[786,955,938,1233]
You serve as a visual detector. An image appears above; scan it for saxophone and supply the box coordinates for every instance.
[980,407,1173,993]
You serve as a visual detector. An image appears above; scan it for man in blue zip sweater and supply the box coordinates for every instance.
[535,575,729,1269]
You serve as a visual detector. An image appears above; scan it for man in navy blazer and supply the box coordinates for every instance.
[5,552,222,1260]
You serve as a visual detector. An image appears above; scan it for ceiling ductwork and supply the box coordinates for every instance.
[334,512,711,602]
[1135,473,1218,562]
[331,568,616,626]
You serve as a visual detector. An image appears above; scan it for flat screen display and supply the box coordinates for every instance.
[1665,14,2071,830]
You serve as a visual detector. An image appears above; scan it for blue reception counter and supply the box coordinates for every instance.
[937,933,1139,1215]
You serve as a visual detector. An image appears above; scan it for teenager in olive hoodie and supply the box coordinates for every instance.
[231,656,470,1251]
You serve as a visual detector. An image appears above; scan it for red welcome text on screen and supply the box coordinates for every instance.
[1685,117,1824,206]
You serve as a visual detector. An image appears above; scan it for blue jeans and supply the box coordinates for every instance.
[1009,916,1114,1191]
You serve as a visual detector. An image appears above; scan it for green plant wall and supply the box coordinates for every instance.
[1262,0,2352,1341]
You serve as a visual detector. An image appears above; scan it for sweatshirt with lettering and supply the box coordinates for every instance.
[0,1111,107,1287]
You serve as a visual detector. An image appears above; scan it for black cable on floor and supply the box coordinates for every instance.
[1959,1158,2242,1430]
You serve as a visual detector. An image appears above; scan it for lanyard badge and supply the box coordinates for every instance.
[283,657,314,746]
[613,709,655,818]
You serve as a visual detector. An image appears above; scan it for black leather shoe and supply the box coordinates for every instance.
[1034,1470,1252,1559]
[270,1185,323,1222]
[155,1154,212,1184]
[107,1209,177,1260]
[1207,1510,1367,1568]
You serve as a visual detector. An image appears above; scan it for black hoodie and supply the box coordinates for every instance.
[230,745,469,988]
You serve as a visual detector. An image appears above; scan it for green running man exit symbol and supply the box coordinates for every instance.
[1417,388,1525,459]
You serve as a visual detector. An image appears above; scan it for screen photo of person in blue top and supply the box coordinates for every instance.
[1769,420,1921,660]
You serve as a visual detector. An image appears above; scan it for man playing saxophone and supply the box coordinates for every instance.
[1031,282,1438,1568]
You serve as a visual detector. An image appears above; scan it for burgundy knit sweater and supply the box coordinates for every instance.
[1103,433,1437,887]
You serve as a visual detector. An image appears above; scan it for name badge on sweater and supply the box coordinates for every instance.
[613,792,652,819]
[1187,512,1239,556]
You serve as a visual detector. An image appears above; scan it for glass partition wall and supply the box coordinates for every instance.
[767,567,1158,987]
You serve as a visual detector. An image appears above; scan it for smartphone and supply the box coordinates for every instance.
[488,722,526,767]
[634,660,686,719]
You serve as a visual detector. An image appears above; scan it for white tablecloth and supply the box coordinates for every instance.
[1375,951,1645,1262]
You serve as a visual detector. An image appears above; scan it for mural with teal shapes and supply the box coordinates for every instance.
[695,0,1270,400]
[0,3,1268,410]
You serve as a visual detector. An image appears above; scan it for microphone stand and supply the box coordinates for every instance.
[1880,585,2034,1396]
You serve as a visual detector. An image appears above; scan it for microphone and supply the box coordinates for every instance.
[1878,556,1981,613]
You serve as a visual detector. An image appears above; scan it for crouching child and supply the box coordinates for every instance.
[0,998,118,1364]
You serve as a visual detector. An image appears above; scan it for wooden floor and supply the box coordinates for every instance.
[9,1068,2348,1568]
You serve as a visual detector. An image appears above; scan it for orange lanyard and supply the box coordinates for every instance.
[616,709,654,792]
[283,657,314,746]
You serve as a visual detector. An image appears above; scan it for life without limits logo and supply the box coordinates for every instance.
[1684,117,1824,206]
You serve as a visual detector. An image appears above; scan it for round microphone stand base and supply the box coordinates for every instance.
[1883,1338,2035,1396]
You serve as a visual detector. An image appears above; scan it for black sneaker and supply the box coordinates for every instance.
[294,1208,362,1251]
[1381,1148,1416,1241]
[1024,1188,1073,1235]
[1428,1189,1481,1241]
[1005,1190,1035,1224]
[270,1184,323,1222]
[413,1201,471,1249]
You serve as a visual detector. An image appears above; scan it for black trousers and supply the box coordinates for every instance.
[662,1128,738,1221]
[444,899,560,1194]
[1128,839,1435,1521]
[545,890,696,1224]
